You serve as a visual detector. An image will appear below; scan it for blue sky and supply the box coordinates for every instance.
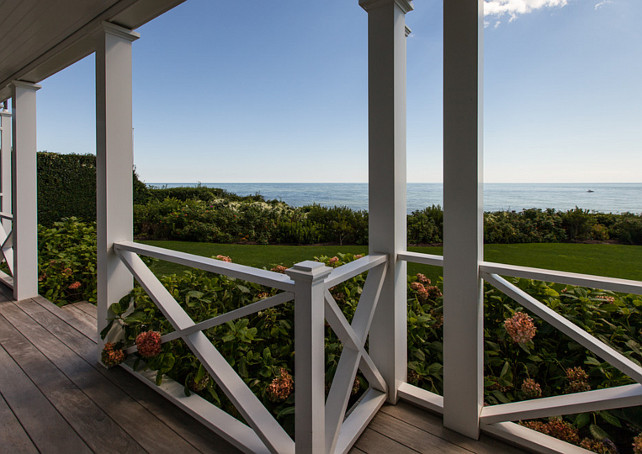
[35,0,642,183]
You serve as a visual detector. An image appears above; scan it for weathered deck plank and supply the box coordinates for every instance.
[379,402,525,454]
[0,312,144,453]
[0,377,39,453]
[0,299,209,454]
[0,339,92,453]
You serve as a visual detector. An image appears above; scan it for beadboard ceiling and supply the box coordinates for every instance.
[0,0,184,102]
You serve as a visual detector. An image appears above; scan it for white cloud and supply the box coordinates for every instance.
[594,0,613,10]
[484,0,568,25]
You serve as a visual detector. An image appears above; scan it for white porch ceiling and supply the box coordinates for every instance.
[0,0,185,102]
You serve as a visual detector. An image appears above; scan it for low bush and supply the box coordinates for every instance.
[38,218,97,305]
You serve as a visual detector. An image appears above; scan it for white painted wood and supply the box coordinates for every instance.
[481,261,642,295]
[116,249,195,330]
[120,360,270,454]
[118,249,295,453]
[10,80,40,301]
[0,269,13,288]
[442,0,484,439]
[397,382,444,414]
[482,421,592,454]
[326,347,362,453]
[334,389,387,454]
[286,261,332,454]
[0,227,14,275]
[127,291,295,351]
[114,241,295,291]
[397,251,444,267]
[0,108,11,234]
[485,273,642,384]
[324,291,387,392]
[324,253,387,289]
[481,384,642,424]
[325,263,387,452]
[349,262,387,343]
[360,0,413,405]
[95,22,138,341]
[186,332,295,454]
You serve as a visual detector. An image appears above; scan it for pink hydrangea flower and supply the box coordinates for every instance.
[504,312,537,344]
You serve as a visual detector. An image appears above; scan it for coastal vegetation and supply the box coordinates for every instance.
[37,153,642,245]
[133,190,642,246]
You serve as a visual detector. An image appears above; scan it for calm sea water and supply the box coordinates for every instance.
[148,183,642,214]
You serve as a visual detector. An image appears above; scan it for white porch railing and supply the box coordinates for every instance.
[112,241,390,454]
[399,250,642,453]
[108,241,642,453]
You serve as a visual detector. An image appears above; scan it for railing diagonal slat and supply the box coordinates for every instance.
[186,331,295,454]
[125,291,294,354]
[484,273,642,385]
[325,347,361,453]
[350,262,387,342]
[324,290,387,392]
[117,249,194,330]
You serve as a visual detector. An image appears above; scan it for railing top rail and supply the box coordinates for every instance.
[114,241,295,291]
[325,253,388,288]
[481,261,642,295]
[398,251,444,267]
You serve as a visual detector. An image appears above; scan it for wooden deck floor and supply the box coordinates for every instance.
[0,288,525,453]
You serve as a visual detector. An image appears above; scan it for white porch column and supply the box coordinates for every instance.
[360,0,412,403]
[11,82,40,301]
[95,23,139,338]
[442,0,484,439]
[0,105,11,232]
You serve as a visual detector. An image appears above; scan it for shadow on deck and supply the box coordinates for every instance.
[0,288,524,453]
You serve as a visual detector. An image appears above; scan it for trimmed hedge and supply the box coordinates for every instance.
[37,152,149,225]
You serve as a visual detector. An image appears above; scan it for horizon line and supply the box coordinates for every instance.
[144,181,642,185]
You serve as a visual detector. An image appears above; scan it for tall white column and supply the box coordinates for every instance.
[360,0,412,403]
[442,0,484,439]
[95,23,139,338]
[11,81,40,301]
[0,106,11,232]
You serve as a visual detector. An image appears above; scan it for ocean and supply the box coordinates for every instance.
[147,183,642,215]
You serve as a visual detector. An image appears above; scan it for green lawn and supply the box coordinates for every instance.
[142,240,642,283]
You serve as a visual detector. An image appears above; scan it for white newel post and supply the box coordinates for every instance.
[360,0,412,403]
[287,261,332,454]
[0,106,11,232]
[11,81,40,301]
[95,23,139,342]
[442,0,484,439]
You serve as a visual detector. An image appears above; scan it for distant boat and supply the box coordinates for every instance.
[587,189,595,193]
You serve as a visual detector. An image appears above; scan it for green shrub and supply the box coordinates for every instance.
[148,186,267,203]
[408,205,443,244]
[37,151,149,225]
[38,218,97,305]
[611,214,642,245]
[561,207,596,241]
